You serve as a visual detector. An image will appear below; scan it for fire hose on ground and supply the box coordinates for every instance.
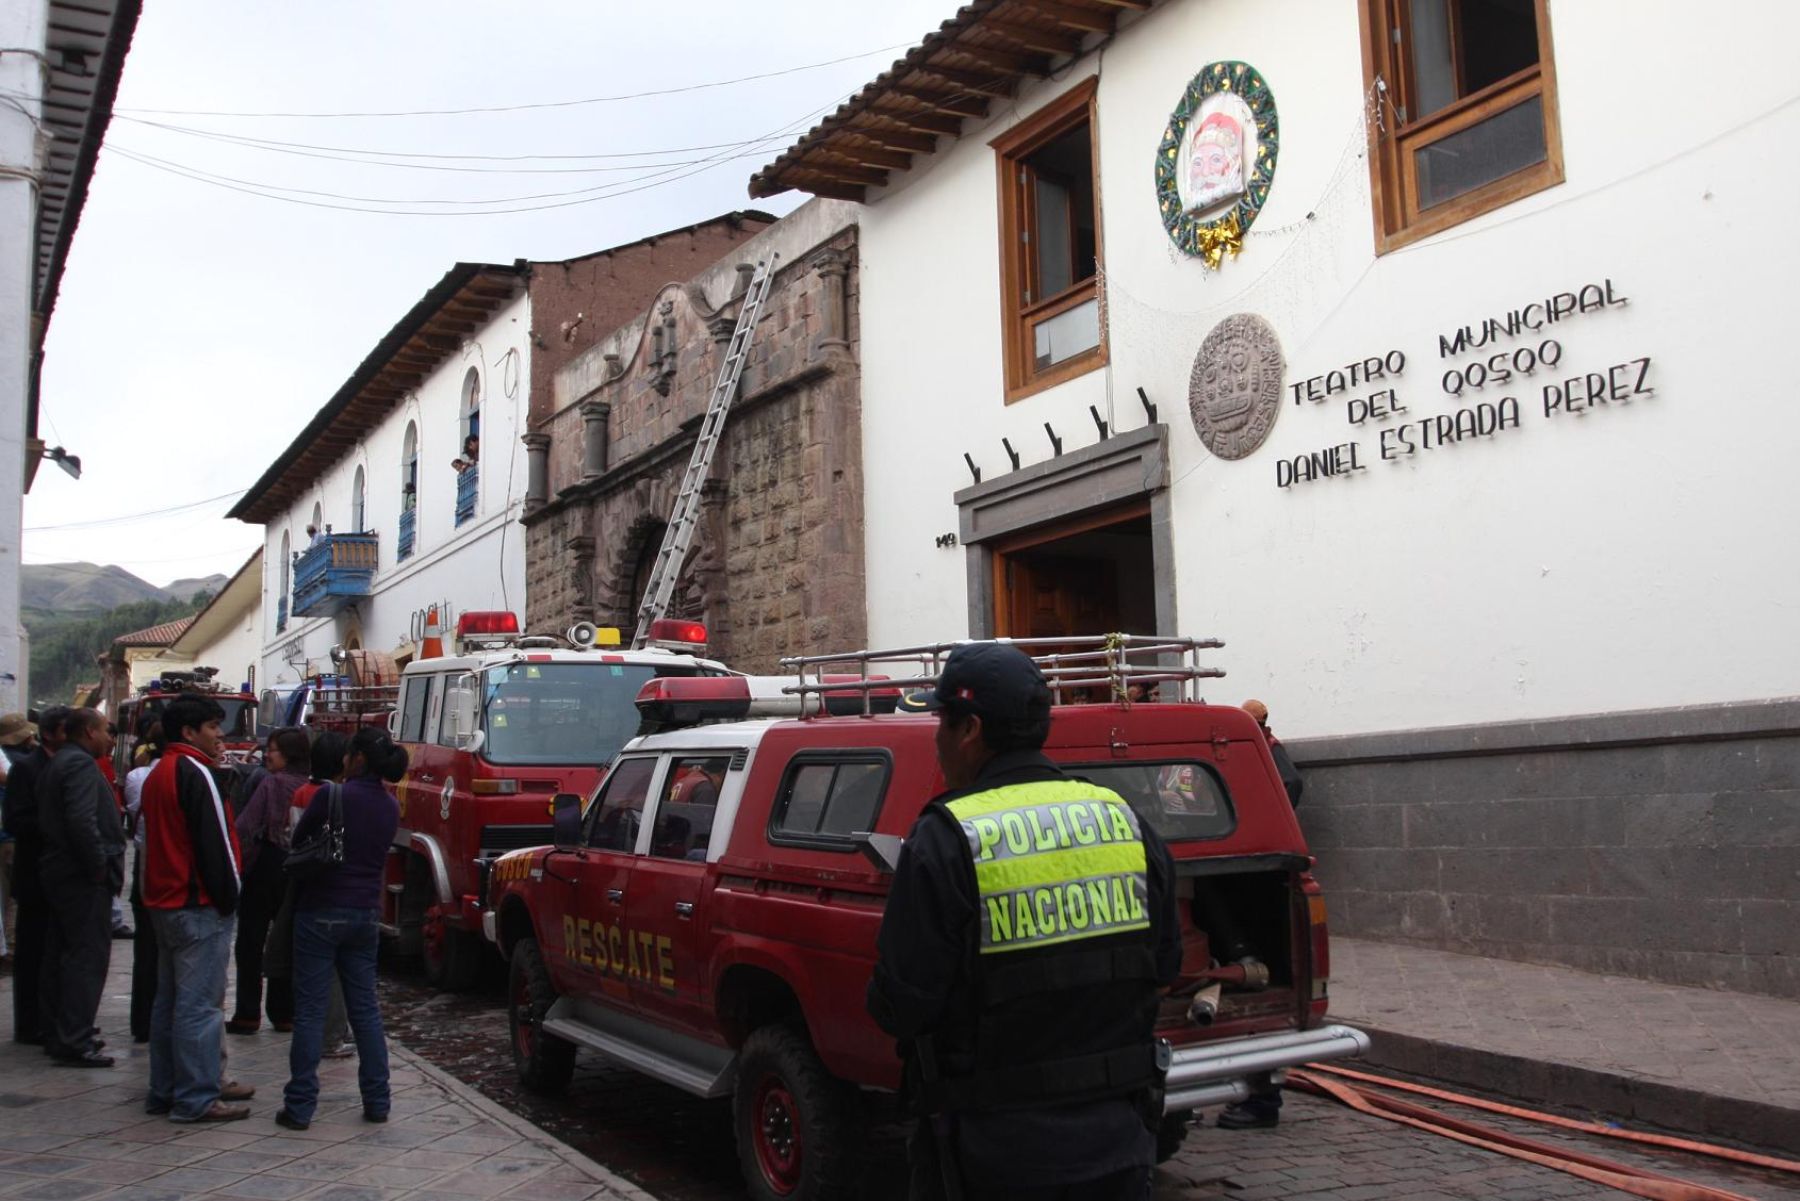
[1286,1062,1800,1201]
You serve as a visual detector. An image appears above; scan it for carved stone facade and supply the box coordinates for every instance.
[522,203,865,673]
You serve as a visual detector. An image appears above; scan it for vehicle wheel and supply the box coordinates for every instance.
[421,907,481,992]
[733,1024,863,1201]
[508,938,575,1094]
[1156,1110,1193,1163]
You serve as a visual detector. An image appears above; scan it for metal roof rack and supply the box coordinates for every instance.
[778,633,1225,714]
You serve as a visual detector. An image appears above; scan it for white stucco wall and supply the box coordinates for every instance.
[257,289,531,688]
[857,0,1800,736]
[0,2,46,715]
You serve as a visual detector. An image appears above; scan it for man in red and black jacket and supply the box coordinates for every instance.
[139,696,248,1123]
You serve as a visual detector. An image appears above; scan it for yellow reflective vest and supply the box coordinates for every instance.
[945,778,1151,956]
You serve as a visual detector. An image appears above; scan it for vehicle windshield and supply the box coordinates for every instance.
[1076,760,1235,842]
[130,697,256,743]
[479,662,714,766]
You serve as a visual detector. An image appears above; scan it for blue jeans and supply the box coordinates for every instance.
[147,907,235,1120]
[283,907,389,1123]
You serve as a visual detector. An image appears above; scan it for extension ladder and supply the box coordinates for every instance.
[632,254,779,648]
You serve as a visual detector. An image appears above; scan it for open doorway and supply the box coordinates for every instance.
[991,502,1156,638]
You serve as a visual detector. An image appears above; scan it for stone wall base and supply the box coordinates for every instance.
[1290,698,1800,999]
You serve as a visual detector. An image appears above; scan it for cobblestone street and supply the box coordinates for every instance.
[372,966,1800,1201]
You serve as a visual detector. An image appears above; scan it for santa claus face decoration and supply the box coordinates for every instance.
[1156,62,1279,263]
[1181,103,1252,213]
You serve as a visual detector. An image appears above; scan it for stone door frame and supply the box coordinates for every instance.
[953,423,1175,638]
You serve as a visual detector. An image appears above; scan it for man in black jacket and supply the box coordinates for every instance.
[4,705,68,1044]
[37,708,121,1066]
[869,644,1181,1200]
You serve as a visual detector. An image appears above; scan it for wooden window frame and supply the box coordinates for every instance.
[992,75,1107,403]
[1359,0,1564,254]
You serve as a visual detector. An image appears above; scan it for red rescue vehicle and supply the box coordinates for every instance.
[486,636,1369,1201]
[385,610,732,989]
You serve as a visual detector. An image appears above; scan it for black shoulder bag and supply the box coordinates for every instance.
[283,784,344,881]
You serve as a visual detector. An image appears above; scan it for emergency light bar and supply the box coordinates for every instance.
[457,611,520,638]
[635,674,900,728]
[644,619,708,652]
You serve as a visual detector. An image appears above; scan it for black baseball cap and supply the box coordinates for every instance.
[908,642,1051,725]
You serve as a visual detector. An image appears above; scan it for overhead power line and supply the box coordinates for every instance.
[110,135,794,206]
[23,487,247,532]
[116,42,911,119]
[107,96,843,217]
[119,116,780,174]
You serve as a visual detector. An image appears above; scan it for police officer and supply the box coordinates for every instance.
[868,643,1181,1200]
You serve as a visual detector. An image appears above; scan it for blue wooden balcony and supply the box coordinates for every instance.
[455,463,478,527]
[292,533,379,618]
[398,506,416,562]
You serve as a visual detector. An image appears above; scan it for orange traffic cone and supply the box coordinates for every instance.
[420,605,444,659]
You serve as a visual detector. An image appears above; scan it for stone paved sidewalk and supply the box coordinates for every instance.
[1329,937,1800,1152]
[0,955,650,1201]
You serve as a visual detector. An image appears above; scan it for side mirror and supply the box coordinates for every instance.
[551,793,584,852]
[445,673,481,750]
[856,832,904,874]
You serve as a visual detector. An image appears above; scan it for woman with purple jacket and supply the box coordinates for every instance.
[275,726,402,1131]
[228,728,308,1034]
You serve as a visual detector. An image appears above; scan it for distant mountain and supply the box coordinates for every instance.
[22,562,168,612]
[21,563,228,613]
[164,574,230,603]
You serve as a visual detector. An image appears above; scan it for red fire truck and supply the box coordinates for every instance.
[385,611,733,989]
[114,668,259,776]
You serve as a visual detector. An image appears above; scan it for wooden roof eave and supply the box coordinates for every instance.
[229,265,524,525]
[750,0,1139,200]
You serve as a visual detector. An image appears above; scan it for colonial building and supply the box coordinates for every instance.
[522,201,864,673]
[229,214,770,691]
[751,1,1800,996]
[230,262,532,691]
[96,614,194,717]
[164,549,262,695]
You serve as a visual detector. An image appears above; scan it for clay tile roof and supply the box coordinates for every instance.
[112,616,196,648]
[748,0,1138,201]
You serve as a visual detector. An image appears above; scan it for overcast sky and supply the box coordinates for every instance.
[23,0,952,588]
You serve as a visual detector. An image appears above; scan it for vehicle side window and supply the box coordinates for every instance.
[769,753,891,850]
[588,757,658,852]
[650,755,731,861]
[1078,760,1236,842]
[397,677,431,743]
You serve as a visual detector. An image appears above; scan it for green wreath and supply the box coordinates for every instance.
[1156,60,1279,266]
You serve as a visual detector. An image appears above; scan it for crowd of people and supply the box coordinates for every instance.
[0,703,403,1127]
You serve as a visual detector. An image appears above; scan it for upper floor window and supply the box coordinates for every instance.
[461,367,481,444]
[277,530,291,632]
[993,76,1105,402]
[1361,0,1563,251]
[398,421,419,562]
[351,465,366,533]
